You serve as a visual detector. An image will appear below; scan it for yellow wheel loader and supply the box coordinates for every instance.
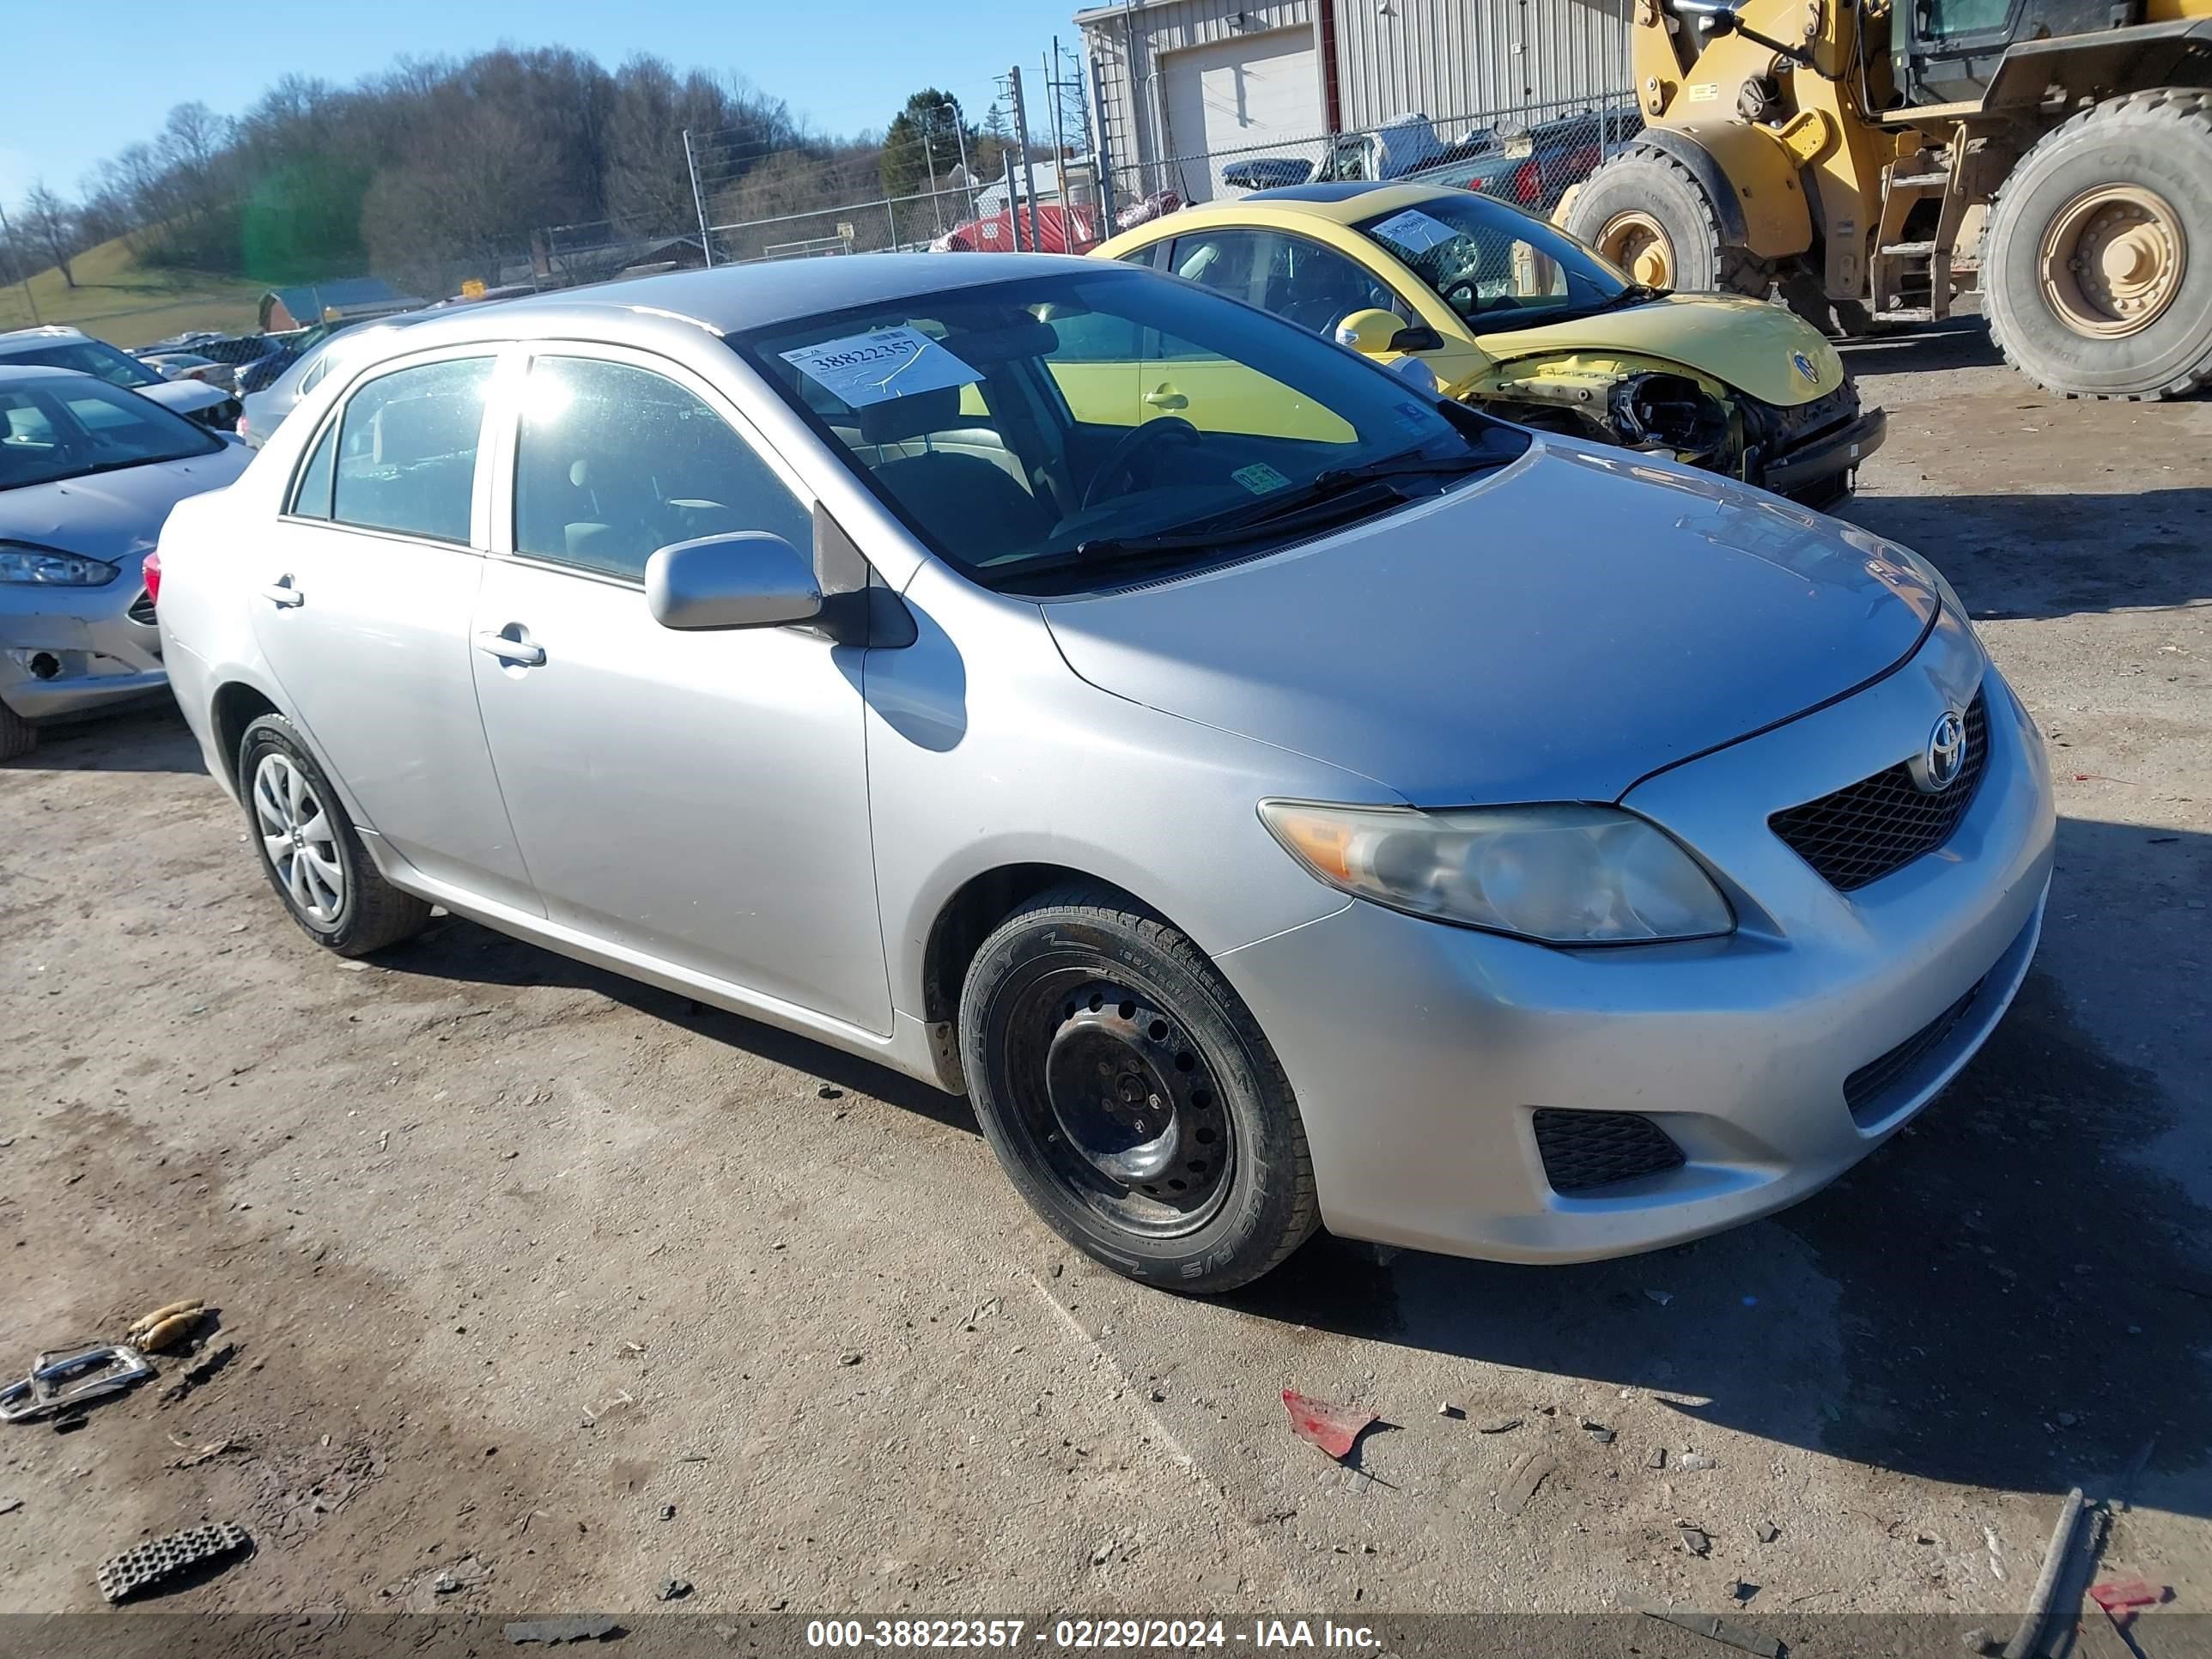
[1557,0,2212,398]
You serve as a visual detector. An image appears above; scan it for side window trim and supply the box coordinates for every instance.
[492,340,816,586]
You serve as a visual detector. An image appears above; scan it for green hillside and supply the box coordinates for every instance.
[0,235,266,346]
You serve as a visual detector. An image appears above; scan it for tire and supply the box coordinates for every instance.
[1984,88,2212,400]
[0,701,33,762]
[958,884,1320,1293]
[1563,146,1775,296]
[238,713,431,957]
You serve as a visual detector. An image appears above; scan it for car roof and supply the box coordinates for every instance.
[488,252,1100,336]
[0,363,100,383]
[0,325,95,354]
[1147,182,1457,231]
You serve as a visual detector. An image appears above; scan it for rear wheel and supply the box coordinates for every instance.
[0,701,33,763]
[958,884,1319,1293]
[1564,147,1774,295]
[238,714,431,956]
[1984,88,2212,400]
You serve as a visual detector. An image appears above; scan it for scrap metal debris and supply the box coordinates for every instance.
[126,1299,208,1354]
[2,1345,156,1424]
[1494,1450,1559,1518]
[1640,1609,1781,1658]
[2002,1486,2084,1659]
[96,1521,251,1602]
[2088,1577,2167,1629]
[1282,1389,1377,1461]
[1476,1415,1522,1434]
[506,1616,622,1644]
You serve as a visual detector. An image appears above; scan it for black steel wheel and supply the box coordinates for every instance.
[960,884,1318,1292]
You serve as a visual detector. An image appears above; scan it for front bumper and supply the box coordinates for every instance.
[1756,406,1887,503]
[1220,628,2054,1263]
[0,582,166,720]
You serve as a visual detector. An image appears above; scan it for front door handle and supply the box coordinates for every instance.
[475,629,546,667]
[1143,386,1188,410]
[260,577,305,607]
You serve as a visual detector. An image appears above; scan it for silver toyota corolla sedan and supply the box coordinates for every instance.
[1,366,252,759]
[153,253,2054,1292]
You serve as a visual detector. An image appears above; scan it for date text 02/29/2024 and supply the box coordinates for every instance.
[805,1620,1382,1650]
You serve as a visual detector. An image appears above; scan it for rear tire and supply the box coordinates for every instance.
[0,701,33,762]
[1984,88,2212,400]
[238,714,431,957]
[958,884,1320,1293]
[1564,146,1774,296]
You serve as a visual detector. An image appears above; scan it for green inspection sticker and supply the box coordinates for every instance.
[1231,462,1291,495]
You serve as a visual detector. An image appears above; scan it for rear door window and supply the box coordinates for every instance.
[330,358,493,544]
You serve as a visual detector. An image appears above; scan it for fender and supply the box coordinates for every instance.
[1634,125,1814,261]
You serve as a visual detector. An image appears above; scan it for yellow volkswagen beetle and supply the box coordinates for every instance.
[1093,180,1884,504]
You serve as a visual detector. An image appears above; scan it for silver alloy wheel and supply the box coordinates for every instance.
[252,752,345,928]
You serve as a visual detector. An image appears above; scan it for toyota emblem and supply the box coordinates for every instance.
[1921,710,1967,793]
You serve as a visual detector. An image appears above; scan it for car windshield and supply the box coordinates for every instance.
[1,338,165,389]
[0,375,223,491]
[1355,194,1632,330]
[734,268,1524,590]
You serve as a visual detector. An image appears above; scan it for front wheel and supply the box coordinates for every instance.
[239,714,432,956]
[958,885,1319,1293]
[0,701,33,762]
[1984,88,2212,400]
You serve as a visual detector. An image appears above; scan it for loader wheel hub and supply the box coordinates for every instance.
[1598,211,1674,289]
[2039,185,2184,339]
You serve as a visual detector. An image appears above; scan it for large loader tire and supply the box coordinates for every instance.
[1564,146,1773,296]
[1984,88,2212,401]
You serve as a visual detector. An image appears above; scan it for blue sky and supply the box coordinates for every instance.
[2,0,1083,206]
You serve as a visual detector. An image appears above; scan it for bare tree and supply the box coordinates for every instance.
[20,184,78,288]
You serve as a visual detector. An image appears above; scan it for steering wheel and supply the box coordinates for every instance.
[1080,416,1201,512]
[1443,278,1485,314]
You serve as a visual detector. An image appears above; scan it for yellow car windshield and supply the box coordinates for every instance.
[1357,195,1632,331]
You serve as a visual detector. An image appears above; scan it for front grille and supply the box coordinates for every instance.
[1532,1109,1685,1194]
[1763,380,1858,450]
[127,589,157,626]
[1844,978,1985,1125]
[1769,691,1988,891]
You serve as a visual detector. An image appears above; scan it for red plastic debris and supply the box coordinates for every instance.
[2089,1579,2166,1628]
[1282,1389,1377,1460]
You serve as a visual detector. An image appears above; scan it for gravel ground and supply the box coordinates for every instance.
[2,320,2206,1632]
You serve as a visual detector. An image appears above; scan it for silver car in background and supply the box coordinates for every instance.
[0,367,250,759]
[153,254,2054,1291]
[0,325,241,432]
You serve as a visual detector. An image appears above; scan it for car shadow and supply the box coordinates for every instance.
[380,910,980,1138]
[1837,487,2212,622]
[2,701,208,774]
[1224,814,2212,1516]
[1835,315,2006,379]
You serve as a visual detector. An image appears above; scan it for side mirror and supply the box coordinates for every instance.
[1334,309,1445,356]
[645,531,822,631]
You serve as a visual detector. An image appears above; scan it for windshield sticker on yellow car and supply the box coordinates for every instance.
[780,326,981,409]
[1367,208,1462,255]
[1232,462,1291,495]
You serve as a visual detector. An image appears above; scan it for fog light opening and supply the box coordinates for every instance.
[29,652,61,681]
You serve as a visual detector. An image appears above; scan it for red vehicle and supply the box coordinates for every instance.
[934,202,1101,255]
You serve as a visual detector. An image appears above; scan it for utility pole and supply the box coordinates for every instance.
[0,199,41,325]
[1045,46,1070,226]
[938,98,972,226]
[1007,65,1042,253]
[682,130,715,269]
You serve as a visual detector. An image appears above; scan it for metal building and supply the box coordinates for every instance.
[1078,0,1632,204]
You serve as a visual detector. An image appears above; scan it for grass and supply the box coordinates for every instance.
[0,234,266,346]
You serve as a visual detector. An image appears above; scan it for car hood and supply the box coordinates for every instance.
[0,445,252,568]
[1041,439,1938,806]
[141,378,234,416]
[1475,294,1845,405]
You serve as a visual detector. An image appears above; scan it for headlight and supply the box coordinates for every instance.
[0,543,120,586]
[1259,800,1734,945]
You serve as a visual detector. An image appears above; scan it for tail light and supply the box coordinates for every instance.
[1512,160,1541,204]
[142,550,162,608]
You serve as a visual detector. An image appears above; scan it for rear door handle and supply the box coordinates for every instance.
[475,629,546,667]
[260,577,305,607]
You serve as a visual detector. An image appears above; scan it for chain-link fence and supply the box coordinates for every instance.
[1102,94,1640,232]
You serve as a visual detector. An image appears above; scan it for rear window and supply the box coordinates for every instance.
[330,358,492,543]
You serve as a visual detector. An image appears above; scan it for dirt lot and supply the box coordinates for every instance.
[3,320,2208,1641]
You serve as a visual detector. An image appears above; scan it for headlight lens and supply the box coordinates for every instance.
[1259,800,1734,945]
[0,544,119,586]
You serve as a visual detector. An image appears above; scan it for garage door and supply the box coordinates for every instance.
[1160,27,1322,204]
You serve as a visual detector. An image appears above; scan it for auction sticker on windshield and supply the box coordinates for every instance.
[781,326,981,408]
[1368,208,1461,254]
[1232,462,1291,495]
